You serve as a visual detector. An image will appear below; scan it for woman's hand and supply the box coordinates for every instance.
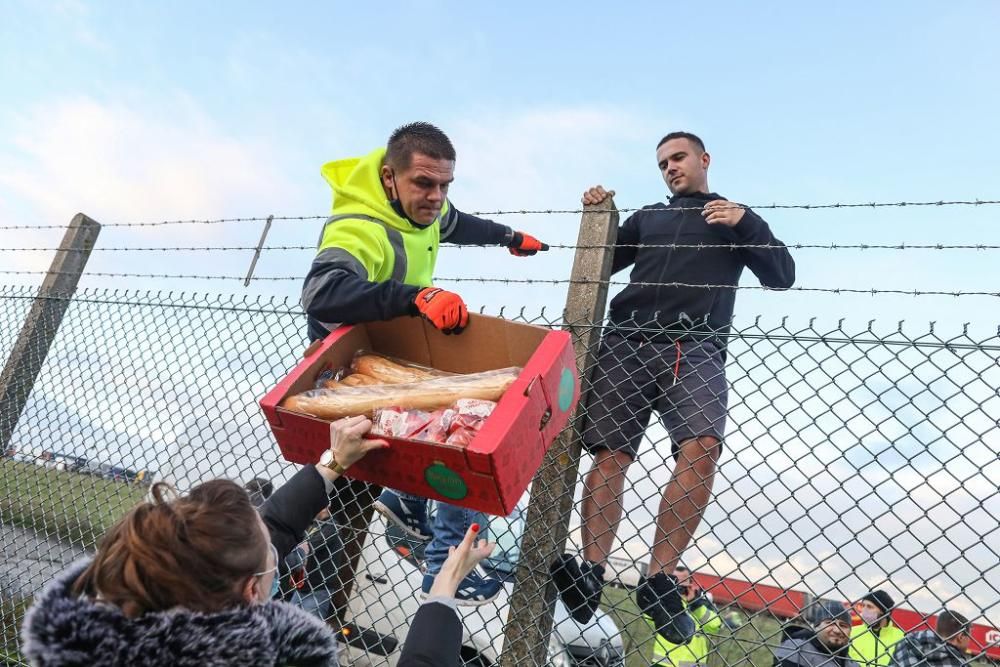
[428,523,496,599]
[329,415,389,468]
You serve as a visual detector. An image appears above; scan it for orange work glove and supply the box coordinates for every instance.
[508,231,550,257]
[413,287,469,335]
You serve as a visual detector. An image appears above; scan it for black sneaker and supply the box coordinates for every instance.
[550,554,605,624]
[636,572,696,644]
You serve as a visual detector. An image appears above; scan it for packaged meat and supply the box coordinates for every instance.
[372,407,434,439]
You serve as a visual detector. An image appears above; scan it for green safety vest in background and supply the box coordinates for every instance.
[647,601,724,667]
[318,146,451,288]
[848,622,905,667]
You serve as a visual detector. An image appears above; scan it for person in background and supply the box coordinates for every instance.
[301,121,548,605]
[286,507,345,621]
[645,565,723,667]
[774,602,859,667]
[849,590,906,667]
[891,610,972,667]
[245,476,275,508]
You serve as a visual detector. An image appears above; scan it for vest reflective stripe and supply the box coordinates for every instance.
[317,214,408,283]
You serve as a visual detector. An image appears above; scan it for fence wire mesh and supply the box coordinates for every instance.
[1,285,998,667]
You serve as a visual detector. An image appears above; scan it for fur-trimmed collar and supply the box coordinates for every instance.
[21,559,339,666]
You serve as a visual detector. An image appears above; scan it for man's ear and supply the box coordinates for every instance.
[702,151,711,170]
[242,576,260,605]
[380,164,395,197]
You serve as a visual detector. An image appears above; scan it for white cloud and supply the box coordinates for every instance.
[433,104,658,313]
[0,95,300,255]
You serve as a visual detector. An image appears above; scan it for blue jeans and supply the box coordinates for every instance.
[398,492,487,575]
[292,588,333,620]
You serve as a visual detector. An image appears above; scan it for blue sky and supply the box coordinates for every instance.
[2,1,1000,623]
[2,1,1000,332]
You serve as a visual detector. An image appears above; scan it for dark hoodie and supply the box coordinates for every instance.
[608,192,795,344]
[775,624,861,667]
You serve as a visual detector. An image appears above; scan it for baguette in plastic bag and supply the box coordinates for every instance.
[282,367,520,420]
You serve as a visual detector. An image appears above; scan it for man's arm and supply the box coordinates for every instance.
[690,594,723,635]
[302,260,418,325]
[732,210,795,288]
[301,219,418,324]
[610,212,640,275]
[439,206,512,246]
[702,200,796,288]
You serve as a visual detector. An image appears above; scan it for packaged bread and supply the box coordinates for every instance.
[282,367,520,420]
[340,373,381,387]
[350,352,452,384]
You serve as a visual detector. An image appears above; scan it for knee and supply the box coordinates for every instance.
[597,449,633,474]
[678,437,720,471]
[587,450,632,484]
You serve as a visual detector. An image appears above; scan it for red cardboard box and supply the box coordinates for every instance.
[260,314,578,515]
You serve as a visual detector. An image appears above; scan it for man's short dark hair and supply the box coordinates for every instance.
[936,609,971,640]
[386,122,456,170]
[656,131,706,153]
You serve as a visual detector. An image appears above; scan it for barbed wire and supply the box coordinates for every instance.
[2,268,997,297]
[3,241,1000,253]
[3,198,1000,230]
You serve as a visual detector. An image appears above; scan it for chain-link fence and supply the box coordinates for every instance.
[1,281,997,667]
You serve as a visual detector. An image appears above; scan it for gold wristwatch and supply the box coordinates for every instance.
[318,449,348,475]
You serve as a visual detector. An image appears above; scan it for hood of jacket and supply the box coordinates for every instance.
[21,559,339,667]
[321,147,421,233]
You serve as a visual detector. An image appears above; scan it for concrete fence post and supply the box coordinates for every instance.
[0,213,101,451]
[500,198,618,665]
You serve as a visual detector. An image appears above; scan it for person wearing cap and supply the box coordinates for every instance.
[774,602,860,667]
[891,609,973,667]
[849,590,906,667]
[645,565,723,667]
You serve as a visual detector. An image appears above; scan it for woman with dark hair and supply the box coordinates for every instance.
[21,415,494,666]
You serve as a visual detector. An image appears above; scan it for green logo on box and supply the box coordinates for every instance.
[425,461,468,500]
[558,367,575,412]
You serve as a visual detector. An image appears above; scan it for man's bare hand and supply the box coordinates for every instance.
[702,199,746,227]
[582,185,616,206]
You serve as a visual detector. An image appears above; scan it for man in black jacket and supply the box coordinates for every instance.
[774,602,859,667]
[552,132,795,643]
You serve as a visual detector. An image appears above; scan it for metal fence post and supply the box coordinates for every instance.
[0,213,100,451]
[500,198,618,665]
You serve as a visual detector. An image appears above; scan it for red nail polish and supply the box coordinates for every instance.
[471,523,480,532]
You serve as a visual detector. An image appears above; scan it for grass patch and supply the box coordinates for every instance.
[0,459,147,549]
[0,597,29,666]
[602,586,784,667]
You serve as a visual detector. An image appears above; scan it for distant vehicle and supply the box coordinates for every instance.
[51,453,89,473]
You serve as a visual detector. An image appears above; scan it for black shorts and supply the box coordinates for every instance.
[581,333,729,461]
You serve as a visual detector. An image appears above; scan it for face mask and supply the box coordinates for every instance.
[859,608,881,625]
[269,571,281,600]
[254,542,281,602]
